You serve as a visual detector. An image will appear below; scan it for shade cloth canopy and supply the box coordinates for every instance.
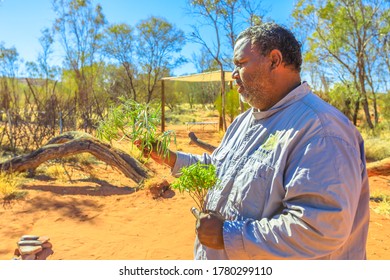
[162,70,234,82]
[160,70,234,131]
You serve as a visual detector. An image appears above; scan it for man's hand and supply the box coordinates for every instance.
[191,207,225,250]
[134,140,162,164]
[133,140,176,167]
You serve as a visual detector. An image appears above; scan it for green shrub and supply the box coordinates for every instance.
[97,98,176,160]
[171,162,218,209]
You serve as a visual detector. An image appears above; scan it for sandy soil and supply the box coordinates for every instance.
[0,124,389,260]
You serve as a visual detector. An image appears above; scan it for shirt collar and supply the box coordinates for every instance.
[252,82,311,120]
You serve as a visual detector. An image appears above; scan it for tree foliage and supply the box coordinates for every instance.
[52,0,107,131]
[137,16,186,103]
[102,23,138,101]
[171,161,218,209]
[293,0,389,128]
[187,0,265,131]
[97,98,175,160]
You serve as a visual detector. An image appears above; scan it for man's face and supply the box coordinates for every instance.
[232,37,274,110]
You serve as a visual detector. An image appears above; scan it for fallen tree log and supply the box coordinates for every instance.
[0,131,150,183]
[188,132,217,153]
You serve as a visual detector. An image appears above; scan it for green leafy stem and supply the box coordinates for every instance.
[96,98,175,160]
[171,162,219,210]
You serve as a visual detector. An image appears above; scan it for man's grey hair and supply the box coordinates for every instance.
[236,22,302,72]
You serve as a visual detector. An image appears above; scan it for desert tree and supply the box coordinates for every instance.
[21,28,63,149]
[0,43,19,110]
[101,23,139,101]
[189,47,221,108]
[52,0,107,131]
[136,16,186,103]
[293,0,389,128]
[0,43,20,152]
[187,0,265,131]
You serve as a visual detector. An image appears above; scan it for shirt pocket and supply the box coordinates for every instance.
[212,147,229,168]
[230,158,275,219]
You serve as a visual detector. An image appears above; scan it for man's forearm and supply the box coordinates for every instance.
[163,150,177,168]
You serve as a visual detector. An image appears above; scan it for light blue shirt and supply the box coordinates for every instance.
[172,82,370,260]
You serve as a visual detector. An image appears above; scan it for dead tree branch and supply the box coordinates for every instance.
[188,132,217,153]
[0,131,150,183]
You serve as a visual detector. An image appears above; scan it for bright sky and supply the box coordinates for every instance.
[0,0,296,76]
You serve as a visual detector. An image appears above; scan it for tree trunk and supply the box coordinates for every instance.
[361,98,374,129]
[220,69,227,131]
[0,131,150,184]
[357,55,374,129]
[353,100,360,126]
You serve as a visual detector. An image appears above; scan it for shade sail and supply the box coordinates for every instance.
[160,70,235,132]
[162,70,234,82]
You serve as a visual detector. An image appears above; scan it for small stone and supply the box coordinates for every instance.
[42,242,53,249]
[18,240,43,246]
[18,245,42,255]
[162,189,175,198]
[14,248,21,257]
[20,235,40,241]
[38,236,50,243]
[21,254,36,260]
[36,248,54,260]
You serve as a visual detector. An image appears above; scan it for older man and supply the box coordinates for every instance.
[143,22,370,260]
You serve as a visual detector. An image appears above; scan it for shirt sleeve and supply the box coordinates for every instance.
[171,151,213,177]
[223,135,366,259]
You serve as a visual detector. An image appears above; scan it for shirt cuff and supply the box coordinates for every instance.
[223,220,247,259]
[171,152,193,177]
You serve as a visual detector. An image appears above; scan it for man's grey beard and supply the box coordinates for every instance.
[239,92,249,105]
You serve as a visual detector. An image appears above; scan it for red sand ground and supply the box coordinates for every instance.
[0,124,389,260]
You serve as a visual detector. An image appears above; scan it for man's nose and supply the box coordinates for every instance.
[232,68,239,79]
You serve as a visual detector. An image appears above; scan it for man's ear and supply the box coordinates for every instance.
[269,49,283,69]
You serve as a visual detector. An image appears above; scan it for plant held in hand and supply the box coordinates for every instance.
[97,98,175,160]
[171,162,218,210]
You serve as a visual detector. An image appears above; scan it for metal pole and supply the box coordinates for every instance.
[161,79,165,132]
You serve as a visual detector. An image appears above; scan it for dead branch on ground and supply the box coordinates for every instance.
[0,131,150,183]
[188,132,217,153]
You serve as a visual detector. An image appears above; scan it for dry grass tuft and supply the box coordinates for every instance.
[0,172,28,208]
[370,192,390,216]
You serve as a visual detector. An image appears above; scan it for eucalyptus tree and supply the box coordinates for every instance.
[136,16,186,103]
[190,47,220,106]
[25,28,60,101]
[24,28,62,142]
[0,43,19,111]
[293,0,388,128]
[0,43,20,151]
[52,0,107,131]
[187,0,265,131]
[102,23,139,101]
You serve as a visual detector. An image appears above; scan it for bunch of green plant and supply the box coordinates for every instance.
[171,162,219,209]
[97,98,175,160]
